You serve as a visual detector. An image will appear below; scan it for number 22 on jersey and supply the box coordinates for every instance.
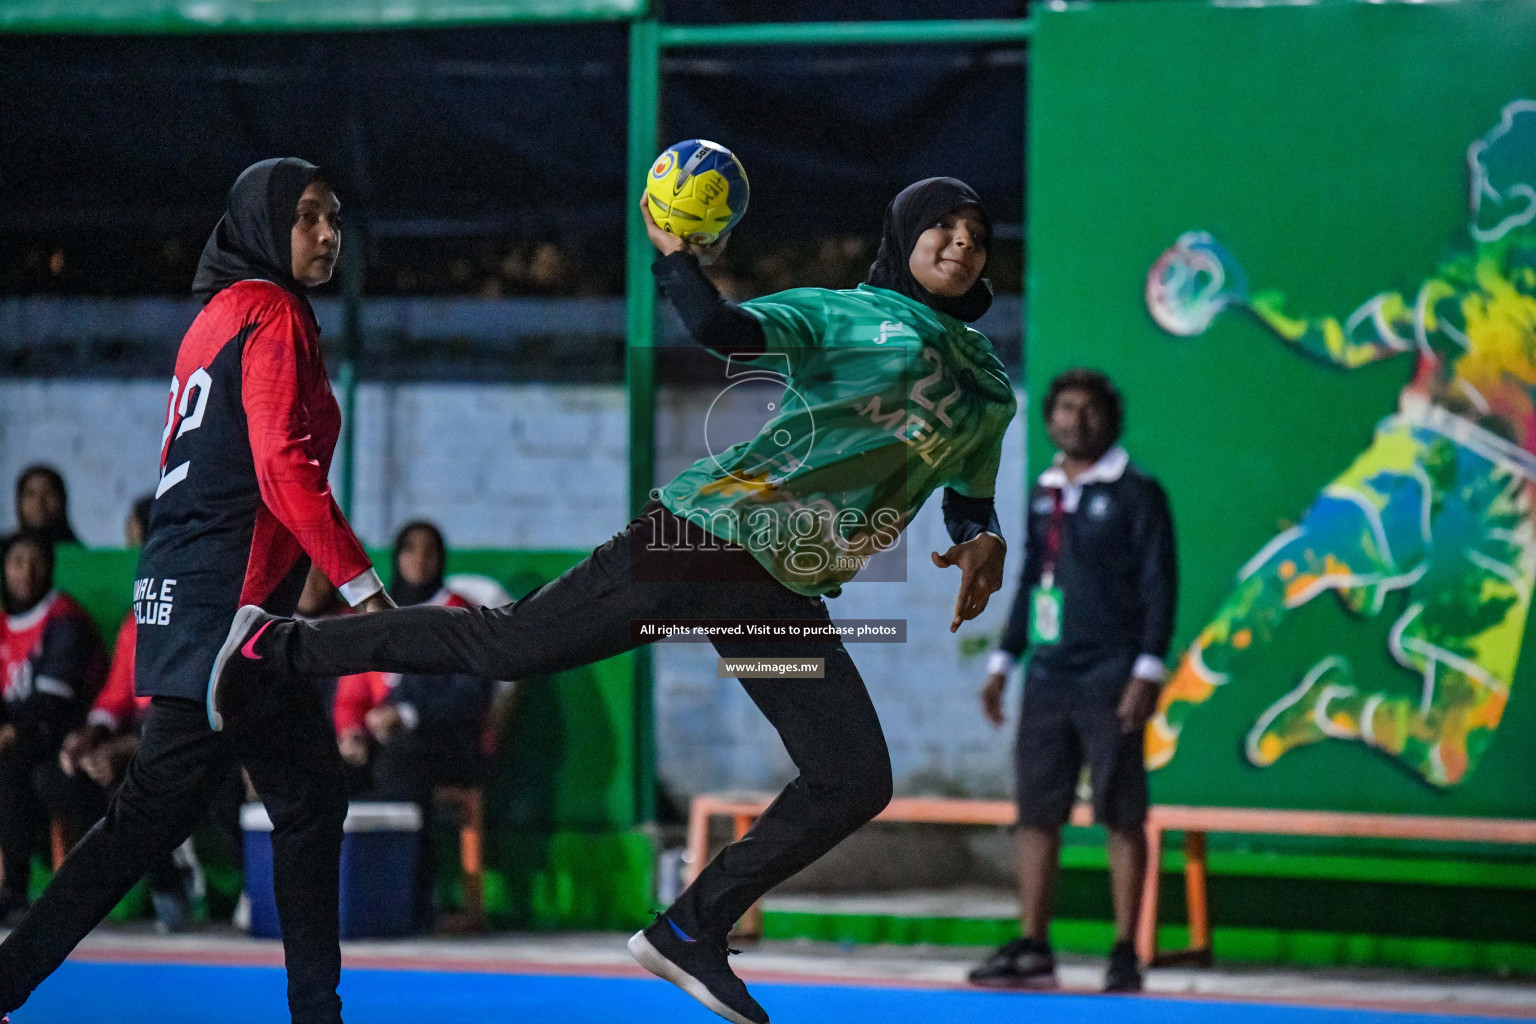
[156,367,212,498]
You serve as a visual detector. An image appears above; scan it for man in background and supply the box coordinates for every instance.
[970,368,1177,993]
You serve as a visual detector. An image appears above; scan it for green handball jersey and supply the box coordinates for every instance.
[659,283,1017,596]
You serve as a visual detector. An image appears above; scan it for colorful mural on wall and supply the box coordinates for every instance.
[1144,101,1536,788]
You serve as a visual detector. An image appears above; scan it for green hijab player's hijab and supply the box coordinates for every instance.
[866,176,994,323]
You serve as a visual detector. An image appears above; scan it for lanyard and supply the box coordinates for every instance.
[1041,487,1066,587]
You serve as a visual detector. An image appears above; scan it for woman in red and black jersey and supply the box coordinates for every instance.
[0,532,105,918]
[0,159,389,1024]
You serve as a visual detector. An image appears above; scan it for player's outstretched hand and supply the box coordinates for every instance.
[932,533,1006,633]
[639,194,730,266]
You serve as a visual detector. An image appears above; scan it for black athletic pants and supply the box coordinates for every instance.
[0,690,347,1023]
[0,740,61,902]
[268,505,894,941]
[30,759,187,899]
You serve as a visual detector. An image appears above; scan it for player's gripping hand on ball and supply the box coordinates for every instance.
[641,195,731,267]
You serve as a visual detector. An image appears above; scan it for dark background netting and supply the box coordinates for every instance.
[1,1,1026,297]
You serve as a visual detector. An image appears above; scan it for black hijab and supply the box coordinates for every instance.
[866,176,994,322]
[389,521,448,607]
[2,531,55,617]
[192,157,325,304]
[15,465,78,547]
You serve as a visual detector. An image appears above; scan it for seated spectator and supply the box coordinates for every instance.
[13,467,79,547]
[0,532,105,917]
[123,494,153,549]
[334,522,495,925]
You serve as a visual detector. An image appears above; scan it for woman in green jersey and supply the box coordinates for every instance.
[212,177,1016,1024]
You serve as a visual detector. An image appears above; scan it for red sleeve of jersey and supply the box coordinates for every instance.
[334,671,379,735]
[241,300,373,590]
[90,613,139,731]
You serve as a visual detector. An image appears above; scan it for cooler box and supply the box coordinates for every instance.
[242,801,422,939]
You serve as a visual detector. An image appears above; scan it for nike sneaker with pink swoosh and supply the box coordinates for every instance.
[206,604,280,730]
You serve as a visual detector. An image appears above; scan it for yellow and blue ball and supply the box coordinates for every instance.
[645,139,749,245]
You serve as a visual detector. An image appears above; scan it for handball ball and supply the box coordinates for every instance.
[646,139,749,245]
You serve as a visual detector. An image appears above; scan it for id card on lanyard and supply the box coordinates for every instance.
[1029,488,1066,646]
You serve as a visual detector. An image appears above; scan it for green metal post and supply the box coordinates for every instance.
[626,13,661,827]
[338,75,370,521]
[659,17,1032,48]
[337,220,364,519]
[1021,39,1030,502]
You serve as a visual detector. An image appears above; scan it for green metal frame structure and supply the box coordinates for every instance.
[1,2,1033,826]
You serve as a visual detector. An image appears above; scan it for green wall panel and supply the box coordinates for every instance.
[1027,0,1536,817]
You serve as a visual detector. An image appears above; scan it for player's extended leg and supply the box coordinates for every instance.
[234,680,349,1024]
[0,697,235,1018]
[632,587,890,1024]
[672,626,891,935]
[251,512,706,687]
[1246,434,1535,784]
[1148,418,1432,768]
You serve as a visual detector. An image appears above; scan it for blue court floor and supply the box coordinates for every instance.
[12,960,1519,1024]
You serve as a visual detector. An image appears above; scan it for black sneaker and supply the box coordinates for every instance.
[207,605,280,731]
[628,914,769,1024]
[967,936,1057,988]
[1103,940,1143,992]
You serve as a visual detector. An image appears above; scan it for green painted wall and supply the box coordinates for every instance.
[1028,0,1536,818]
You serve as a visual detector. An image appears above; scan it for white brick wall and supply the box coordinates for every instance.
[0,379,171,547]
[0,378,1026,799]
[347,383,629,548]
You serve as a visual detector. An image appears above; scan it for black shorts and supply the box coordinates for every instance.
[1013,655,1148,829]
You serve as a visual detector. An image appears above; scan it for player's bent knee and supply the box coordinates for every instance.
[813,763,892,831]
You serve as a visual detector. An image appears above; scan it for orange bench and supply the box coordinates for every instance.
[685,793,1536,964]
[432,784,487,932]
[685,793,1090,940]
[1140,806,1536,966]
